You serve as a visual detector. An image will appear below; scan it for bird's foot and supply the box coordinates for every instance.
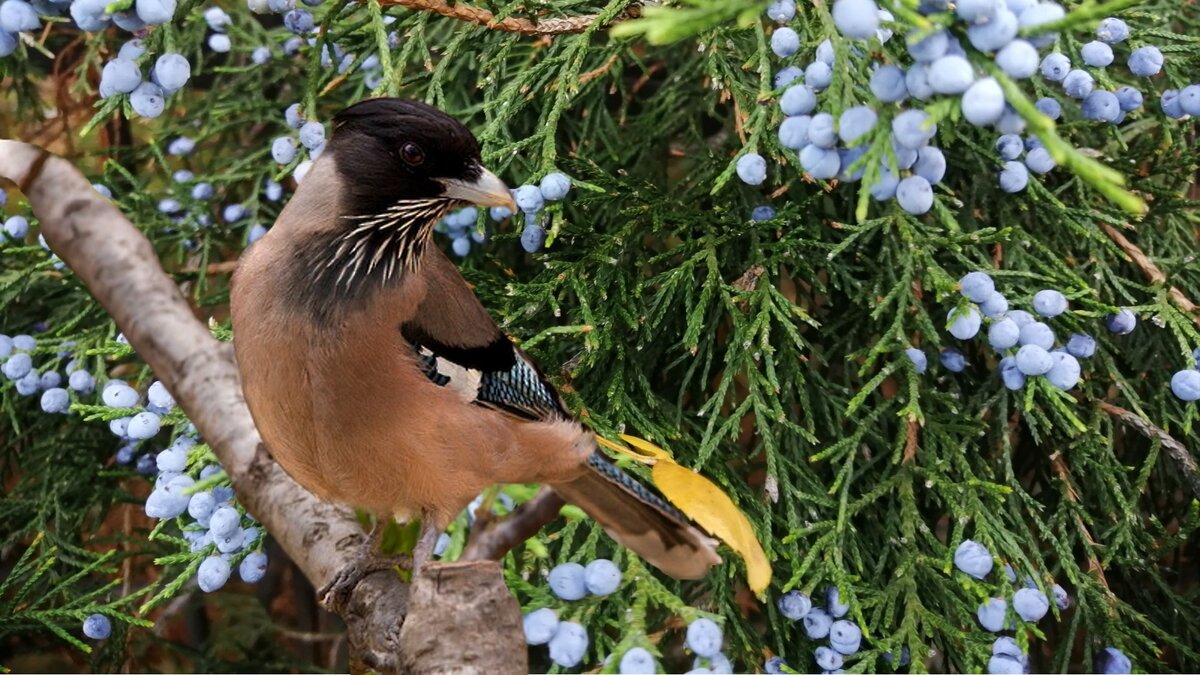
[318,548,409,614]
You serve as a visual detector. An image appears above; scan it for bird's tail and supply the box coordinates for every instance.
[550,453,722,580]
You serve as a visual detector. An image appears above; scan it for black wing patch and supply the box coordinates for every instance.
[401,323,515,373]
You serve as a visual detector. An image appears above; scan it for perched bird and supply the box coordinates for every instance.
[231,98,719,603]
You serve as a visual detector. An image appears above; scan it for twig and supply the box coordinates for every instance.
[1100,223,1200,325]
[903,416,919,463]
[377,0,640,35]
[461,487,565,561]
[1096,400,1200,500]
[179,259,240,275]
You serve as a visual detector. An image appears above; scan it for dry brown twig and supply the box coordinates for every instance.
[1100,223,1200,326]
[378,0,639,35]
[1096,400,1200,500]
[0,140,526,674]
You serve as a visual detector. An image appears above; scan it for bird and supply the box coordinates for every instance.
[230,98,720,605]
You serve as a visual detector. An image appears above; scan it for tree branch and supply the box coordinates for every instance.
[377,0,639,35]
[1096,400,1200,501]
[0,140,524,673]
[1100,223,1200,325]
[461,487,565,561]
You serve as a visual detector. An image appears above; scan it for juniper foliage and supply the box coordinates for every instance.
[1,0,1199,671]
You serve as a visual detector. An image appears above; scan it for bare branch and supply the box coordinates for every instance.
[1096,400,1200,500]
[462,487,565,561]
[378,0,639,35]
[0,140,524,672]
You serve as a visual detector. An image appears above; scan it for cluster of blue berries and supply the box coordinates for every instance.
[522,559,622,668]
[273,105,327,182]
[0,330,96,409]
[952,539,1131,674]
[100,374,269,593]
[434,172,572,256]
[774,584,871,673]
[905,271,1141,393]
[0,0,175,58]
[746,0,1182,215]
[155,140,277,246]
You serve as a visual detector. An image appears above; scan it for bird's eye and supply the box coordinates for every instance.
[400,142,425,166]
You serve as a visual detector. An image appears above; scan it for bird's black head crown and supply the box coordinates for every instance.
[328,98,484,217]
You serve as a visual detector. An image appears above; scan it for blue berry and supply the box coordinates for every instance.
[1105,309,1136,334]
[780,84,816,115]
[778,116,810,150]
[1096,17,1128,44]
[1018,2,1064,47]
[962,77,1005,125]
[1081,40,1114,67]
[40,387,70,414]
[198,555,231,592]
[1040,52,1070,81]
[284,8,313,33]
[204,5,231,30]
[1110,86,1141,112]
[736,153,767,185]
[1062,69,1095,99]
[208,33,232,53]
[83,613,111,640]
[68,370,95,393]
[188,491,216,525]
[548,562,587,600]
[145,484,189,518]
[771,27,800,57]
[869,167,899,200]
[766,0,795,23]
[549,619,590,667]
[102,382,139,407]
[209,505,241,538]
[977,597,1009,632]
[838,106,877,144]
[804,61,833,90]
[829,620,862,655]
[838,146,868,182]
[167,136,195,156]
[816,39,835,65]
[1052,583,1070,609]
[967,8,1018,52]
[251,45,271,64]
[510,185,542,213]
[1082,90,1120,122]
[135,0,175,24]
[928,55,974,94]
[583,559,621,595]
[803,608,833,639]
[130,82,165,119]
[271,137,298,164]
[896,176,933,215]
[831,0,879,40]
[125,412,161,440]
[892,110,935,149]
[1000,356,1026,389]
[0,29,15,56]
[1013,587,1050,621]
[1095,647,1132,674]
[1035,96,1062,119]
[800,145,840,180]
[539,172,571,200]
[520,223,546,253]
[298,121,325,150]
[905,347,928,373]
[1025,147,1056,174]
[995,39,1038,78]
[1063,333,1096,358]
[1162,90,1186,118]
[1015,344,1053,375]
[751,206,776,221]
[1018,321,1055,350]
[956,0,999,22]
[1178,85,1200,116]
[959,271,995,302]
[4,215,29,240]
[523,608,558,645]
[774,66,803,88]
[1127,46,1163,77]
[941,348,967,372]
[1032,289,1068,317]
[815,646,844,670]
[954,539,993,578]
[620,647,657,675]
[0,0,40,32]
[907,30,948,62]
[826,585,850,617]
[870,64,907,102]
[239,551,268,583]
[777,590,812,620]
[999,161,1028,193]
[489,206,513,221]
[173,170,194,184]
[980,291,1010,317]
[152,53,191,94]
[99,59,141,97]
[686,618,723,658]
[1171,369,1200,401]
[988,655,1026,674]
[948,306,982,339]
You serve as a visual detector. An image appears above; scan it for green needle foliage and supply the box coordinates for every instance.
[1,0,1199,672]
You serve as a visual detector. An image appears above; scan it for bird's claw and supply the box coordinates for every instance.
[318,552,410,614]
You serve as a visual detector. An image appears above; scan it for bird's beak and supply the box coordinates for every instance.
[438,167,517,212]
